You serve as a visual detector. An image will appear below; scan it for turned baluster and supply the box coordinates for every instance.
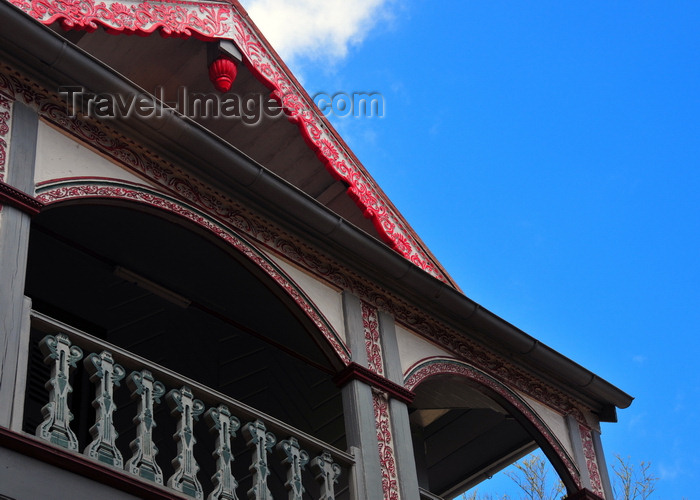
[167,386,206,499]
[278,437,310,500]
[83,350,126,467]
[243,419,276,500]
[205,404,241,500]
[311,451,342,500]
[125,370,166,484]
[35,333,83,451]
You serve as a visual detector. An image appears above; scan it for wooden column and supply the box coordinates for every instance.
[378,310,420,500]
[591,428,615,500]
[0,101,38,428]
[340,291,384,500]
[566,415,609,499]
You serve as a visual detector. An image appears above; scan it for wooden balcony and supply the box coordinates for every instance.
[14,311,353,499]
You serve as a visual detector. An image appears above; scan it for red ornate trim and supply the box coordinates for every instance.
[0,65,593,428]
[6,0,450,283]
[230,14,446,282]
[0,427,177,500]
[579,424,605,497]
[8,0,233,39]
[405,358,582,490]
[373,391,400,500]
[333,362,414,405]
[362,301,384,375]
[0,94,11,183]
[36,180,351,365]
[0,181,44,216]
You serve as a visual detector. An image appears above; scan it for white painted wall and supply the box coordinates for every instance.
[395,323,452,376]
[34,120,155,188]
[520,392,574,458]
[267,253,347,343]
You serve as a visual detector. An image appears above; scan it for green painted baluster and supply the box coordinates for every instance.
[243,420,276,500]
[36,333,83,451]
[311,451,342,500]
[83,351,126,467]
[205,405,241,500]
[167,386,205,499]
[125,370,166,484]
[278,437,310,500]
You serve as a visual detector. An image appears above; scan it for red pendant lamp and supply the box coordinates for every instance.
[208,56,238,93]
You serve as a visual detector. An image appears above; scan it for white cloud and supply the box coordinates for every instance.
[239,0,393,64]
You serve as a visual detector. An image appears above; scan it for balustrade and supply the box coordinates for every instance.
[22,312,350,500]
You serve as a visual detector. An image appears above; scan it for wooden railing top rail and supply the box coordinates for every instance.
[30,310,355,466]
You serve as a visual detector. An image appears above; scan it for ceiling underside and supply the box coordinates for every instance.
[411,377,536,498]
[51,25,383,241]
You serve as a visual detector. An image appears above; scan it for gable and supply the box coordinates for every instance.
[8,0,458,287]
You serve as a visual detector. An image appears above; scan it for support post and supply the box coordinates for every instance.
[591,428,614,500]
[566,415,607,499]
[378,310,420,500]
[340,291,383,500]
[0,101,38,428]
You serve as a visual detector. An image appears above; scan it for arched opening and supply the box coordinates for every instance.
[22,200,350,496]
[407,359,579,499]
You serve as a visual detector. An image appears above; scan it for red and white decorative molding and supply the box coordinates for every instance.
[333,363,414,405]
[0,93,12,182]
[9,0,233,38]
[7,0,450,284]
[0,180,44,215]
[36,179,351,365]
[579,424,605,498]
[405,357,583,491]
[374,390,400,500]
[362,300,384,376]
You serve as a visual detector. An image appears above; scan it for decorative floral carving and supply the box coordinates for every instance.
[9,0,232,38]
[404,358,582,490]
[362,301,384,375]
[579,424,605,497]
[373,391,400,500]
[0,95,11,182]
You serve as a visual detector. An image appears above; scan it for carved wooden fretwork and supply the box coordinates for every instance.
[311,451,342,500]
[126,369,166,484]
[361,300,384,376]
[278,437,310,500]
[579,424,605,498]
[167,386,206,499]
[0,93,11,182]
[36,333,83,450]
[243,419,276,500]
[373,390,400,500]
[204,405,241,500]
[83,350,126,467]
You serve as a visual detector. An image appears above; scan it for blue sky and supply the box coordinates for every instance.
[241,1,699,497]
